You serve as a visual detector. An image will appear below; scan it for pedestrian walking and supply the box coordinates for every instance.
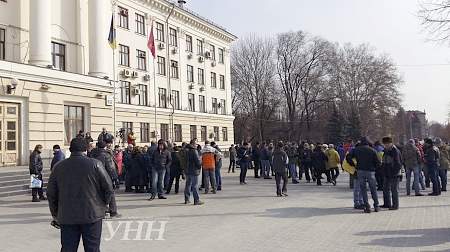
[184,139,203,205]
[326,144,341,186]
[381,137,402,210]
[237,142,252,184]
[228,144,237,173]
[51,144,65,172]
[29,144,46,202]
[272,142,289,197]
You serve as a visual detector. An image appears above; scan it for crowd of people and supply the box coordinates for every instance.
[26,127,450,251]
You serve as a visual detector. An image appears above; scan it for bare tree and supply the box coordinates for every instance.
[419,0,450,42]
[276,31,333,139]
[231,35,280,142]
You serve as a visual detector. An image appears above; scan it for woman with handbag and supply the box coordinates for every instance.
[30,144,46,202]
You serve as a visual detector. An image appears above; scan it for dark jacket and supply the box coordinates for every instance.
[382,146,402,178]
[151,148,172,171]
[272,148,288,173]
[260,146,270,161]
[97,132,113,143]
[311,149,328,173]
[424,145,440,167]
[237,147,251,164]
[47,152,114,225]
[299,149,313,165]
[346,145,380,172]
[252,147,261,161]
[91,148,118,181]
[51,150,65,171]
[402,143,420,169]
[185,144,201,176]
[29,150,43,175]
[170,151,183,176]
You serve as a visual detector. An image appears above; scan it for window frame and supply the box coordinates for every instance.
[135,13,146,35]
[198,68,204,85]
[201,126,207,142]
[169,27,178,47]
[174,124,182,142]
[197,39,204,55]
[51,41,66,71]
[119,44,130,67]
[199,95,206,113]
[214,126,220,141]
[118,6,129,29]
[219,75,225,89]
[156,22,165,42]
[187,65,194,82]
[64,105,85,145]
[122,122,133,143]
[0,28,5,60]
[220,99,226,115]
[157,56,166,76]
[212,97,218,114]
[138,84,148,106]
[158,88,167,108]
[120,81,131,104]
[136,49,147,71]
[222,127,228,141]
[218,48,224,63]
[170,60,179,79]
[210,44,216,61]
[160,123,169,140]
[190,125,197,141]
[186,34,193,52]
[171,90,180,110]
[188,93,195,112]
[211,72,217,88]
[140,122,150,143]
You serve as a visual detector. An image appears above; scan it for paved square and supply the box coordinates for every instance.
[0,161,449,252]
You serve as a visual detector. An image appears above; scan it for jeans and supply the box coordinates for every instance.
[275,171,288,195]
[427,163,440,194]
[288,164,298,182]
[358,170,379,208]
[228,159,236,173]
[383,177,400,208]
[406,165,421,195]
[352,175,363,207]
[302,162,312,181]
[151,169,166,196]
[184,175,200,203]
[163,166,170,190]
[330,167,339,181]
[203,169,216,192]
[60,220,102,252]
[418,165,426,190]
[215,159,222,189]
[240,162,249,183]
[261,160,271,177]
[439,169,447,191]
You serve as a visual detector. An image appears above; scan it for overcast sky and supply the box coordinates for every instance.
[188,0,450,123]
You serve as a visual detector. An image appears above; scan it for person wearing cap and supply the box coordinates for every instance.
[424,138,441,196]
[149,139,172,200]
[381,137,402,210]
[47,137,113,251]
[435,138,448,192]
[346,137,381,213]
[51,145,65,172]
[402,139,424,196]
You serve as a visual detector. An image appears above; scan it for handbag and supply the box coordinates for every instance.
[30,174,42,189]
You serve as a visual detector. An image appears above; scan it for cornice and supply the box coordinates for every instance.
[141,0,237,44]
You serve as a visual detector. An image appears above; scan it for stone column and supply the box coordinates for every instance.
[29,0,52,67]
[88,0,111,78]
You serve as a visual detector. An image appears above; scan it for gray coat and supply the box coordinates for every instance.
[272,149,288,174]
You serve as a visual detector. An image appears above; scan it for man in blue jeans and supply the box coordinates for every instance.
[403,139,424,196]
[260,142,272,179]
[424,138,441,196]
[346,137,381,213]
[184,140,204,205]
[149,139,172,201]
[238,142,251,184]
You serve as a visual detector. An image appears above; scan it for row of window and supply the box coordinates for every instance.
[122,122,228,143]
[118,81,227,114]
[117,6,225,63]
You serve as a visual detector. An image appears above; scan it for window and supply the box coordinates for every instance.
[119,44,130,66]
[122,122,133,143]
[169,28,177,47]
[187,65,194,82]
[51,42,66,71]
[136,50,147,71]
[170,60,179,79]
[140,123,150,143]
[210,44,216,60]
[188,93,195,111]
[120,81,131,104]
[0,28,5,60]
[218,48,224,63]
[158,88,167,108]
[135,13,145,35]
[211,72,217,88]
[222,127,228,141]
[156,22,164,42]
[212,98,218,114]
[201,126,207,142]
[171,90,180,110]
[174,124,182,142]
[199,95,206,113]
[157,56,166,75]
[160,124,169,140]
[64,105,84,145]
[190,125,197,141]
[197,39,204,55]
[186,35,193,52]
[198,68,204,85]
[118,7,129,29]
[220,99,226,115]
[214,126,220,141]
[219,75,225,89]
[138,84,148,106]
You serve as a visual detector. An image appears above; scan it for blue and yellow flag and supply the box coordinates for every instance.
[108,15,116,49]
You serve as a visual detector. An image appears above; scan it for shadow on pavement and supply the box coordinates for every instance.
[259,207,355,218]
[356,228,450,248]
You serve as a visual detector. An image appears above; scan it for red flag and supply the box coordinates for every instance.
[147,21,156,58]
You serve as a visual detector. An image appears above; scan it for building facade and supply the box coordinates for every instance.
[0,0,236,165]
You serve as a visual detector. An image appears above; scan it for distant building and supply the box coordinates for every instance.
[406,110,428,140]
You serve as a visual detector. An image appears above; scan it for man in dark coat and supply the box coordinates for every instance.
[424,138,441,196]
[299,143,313,183]
[30,144,46,202]
[311,145,328,186]
[184,139,203,205]
[272,142,289,197]
[252,142,261,178]
[149,139,172,200]
[51,145,65,172]
[381,137,403,210]
[237,142,252,185]
[47,137,113,252]
[166,146,183,194]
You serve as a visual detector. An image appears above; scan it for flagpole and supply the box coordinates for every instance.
[111,2,118,146]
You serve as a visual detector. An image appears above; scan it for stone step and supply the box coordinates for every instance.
[0,189,31,198]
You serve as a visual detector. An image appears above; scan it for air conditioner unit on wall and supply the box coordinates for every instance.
[199,87,205,92]
[143,74,151,81]
[172,47,178,54]
[211,61,216,67]
[187,52,193,59]
[198,56,204,63]
[158,43,165,50]
[188,84,194,90]
[131,71,139,78]
[204,51,211,59]
[133,88,141,96]
[121,69,131,78]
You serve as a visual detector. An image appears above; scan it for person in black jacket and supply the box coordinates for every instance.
[311,145,328,186]
[347,137,381,213]
[381,137,402,210]
[30,144,46,202]
[167,146,183,194]
[424,138,441,196]
[299,143,313,183]
[47,137,113,252]
[50,145,65,172]
[252,142,261,178]
[149,139,172,200]
[184,139,204,205]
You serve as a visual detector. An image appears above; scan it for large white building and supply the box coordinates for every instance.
[0,0,236,166]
